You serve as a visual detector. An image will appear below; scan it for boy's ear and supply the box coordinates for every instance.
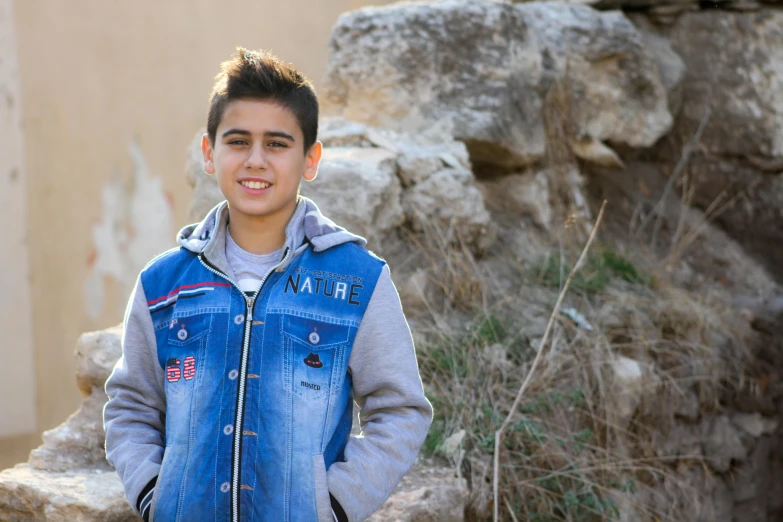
[302,141,323,182]
[202,133,216,175]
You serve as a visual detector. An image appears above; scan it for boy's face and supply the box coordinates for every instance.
[202,98,321,227]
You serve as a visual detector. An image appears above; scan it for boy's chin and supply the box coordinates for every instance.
[226,200,293,220]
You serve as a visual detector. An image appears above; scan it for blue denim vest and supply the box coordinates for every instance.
[141,238,384,521]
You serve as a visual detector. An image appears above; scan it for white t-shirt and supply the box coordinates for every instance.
[225,227,285,297]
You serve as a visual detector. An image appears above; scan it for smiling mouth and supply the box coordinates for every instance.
[240,180,271,189]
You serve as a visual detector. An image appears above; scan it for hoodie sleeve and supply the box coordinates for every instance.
[103,276,166,516]
[326,264,433,521]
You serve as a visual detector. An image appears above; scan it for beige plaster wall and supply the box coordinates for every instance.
[0,0,390,469]
[0,0,35,441]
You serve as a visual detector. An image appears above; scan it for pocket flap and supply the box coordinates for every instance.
[167,313,212,346]
[282,315,350,349]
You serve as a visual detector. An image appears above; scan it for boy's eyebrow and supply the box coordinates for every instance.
[221,129,295,142]
[264,131,295,142]
[222,128,251,138]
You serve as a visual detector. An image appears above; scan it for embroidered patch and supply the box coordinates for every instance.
[183,356,196,380]
[304,352,323,369]
[147,282,231,313]
[166,358,181,382]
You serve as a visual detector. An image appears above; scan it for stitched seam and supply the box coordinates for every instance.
[266,308,359,327]
[284,314,293,522]
[172,307,230,317]
[248,307,266,520]
[215,308,232,522]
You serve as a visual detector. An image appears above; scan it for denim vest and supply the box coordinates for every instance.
[141,240,384,522]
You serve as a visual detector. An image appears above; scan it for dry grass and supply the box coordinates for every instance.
[407,215,754,521]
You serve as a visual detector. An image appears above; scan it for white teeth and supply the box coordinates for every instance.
[241,181,270,189]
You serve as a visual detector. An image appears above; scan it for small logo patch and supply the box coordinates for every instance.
[301,381,321,391]
[166,358,181,382]
[304,353,323,368]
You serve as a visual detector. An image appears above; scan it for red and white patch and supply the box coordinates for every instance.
[166,358,181,382]
[183,356,196,380]
[147,282,231,313]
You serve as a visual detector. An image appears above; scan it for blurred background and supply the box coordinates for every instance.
[0,0,394,469]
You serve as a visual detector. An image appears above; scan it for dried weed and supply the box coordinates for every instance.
[409,215,752,522]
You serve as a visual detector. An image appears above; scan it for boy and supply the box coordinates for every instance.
[103,48,432,522]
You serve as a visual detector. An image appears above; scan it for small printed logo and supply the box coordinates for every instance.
[300,381,321,391]
[304,353,323,368]
[166,358,181,382]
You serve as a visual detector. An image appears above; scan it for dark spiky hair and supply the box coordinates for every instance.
[207,48,318,153]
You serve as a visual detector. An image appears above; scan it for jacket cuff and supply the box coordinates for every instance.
[137,476,157,521]
[330,493,349,522]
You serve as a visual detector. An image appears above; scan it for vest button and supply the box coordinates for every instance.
[223,424,234,435]
[234,314,245,325]
[177,328,188,341]
[308,332,320,345]
[220,482,231,493]
[228,369,238,380]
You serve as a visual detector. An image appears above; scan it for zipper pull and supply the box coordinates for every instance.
[245,298,253,322]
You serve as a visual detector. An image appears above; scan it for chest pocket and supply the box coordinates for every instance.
[163,313,213,403]
[167,313,212,347]
[282,315,350,402]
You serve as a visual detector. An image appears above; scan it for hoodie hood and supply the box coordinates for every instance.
[177,196,366,279]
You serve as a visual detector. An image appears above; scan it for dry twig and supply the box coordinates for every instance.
[492,200,607,522]
[646,86,713,249]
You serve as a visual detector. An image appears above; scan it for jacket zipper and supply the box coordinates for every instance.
[198,247,290,522]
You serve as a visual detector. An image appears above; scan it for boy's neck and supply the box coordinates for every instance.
[226,203,296,255]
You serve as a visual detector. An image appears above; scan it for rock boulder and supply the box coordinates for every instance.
[301,146,404,251]
[368,465,468,522]
[324,1,673,170]
[0,326,134,521]
[637,9,783,280]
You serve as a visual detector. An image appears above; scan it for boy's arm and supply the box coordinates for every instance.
[327,265,433,522]
[103,276,166,520]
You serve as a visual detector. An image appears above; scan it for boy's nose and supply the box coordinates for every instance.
[244,143,268,170]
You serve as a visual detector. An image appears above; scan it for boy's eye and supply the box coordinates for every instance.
[268,141,287,148]
[228,139,248,146]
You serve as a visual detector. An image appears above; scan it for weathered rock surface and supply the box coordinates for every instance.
[300,146,403,247]
[73,328,123,398]
[588,0,782,11]
[633,10,783,280]
[665,11,783,161]
[0,466,133,522]
[0,327,132,521]
[29,327,121,472]
[608,355,645,428]
[324,1,673,170]
[324,118,496,251]
[403,164,495,252]
[368,464,468,522]
[325,1,545,170]
[703,415,747,473]
[27,392,111,474]
[480,170,554,230]
[522,3,673,149]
